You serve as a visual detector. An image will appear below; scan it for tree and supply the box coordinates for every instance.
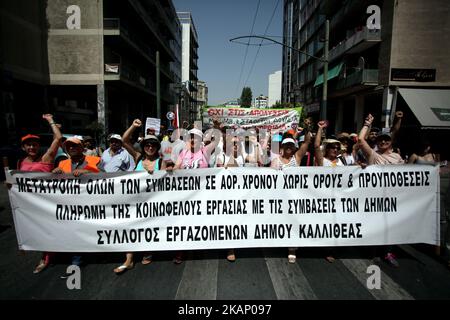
[240,87,252,108]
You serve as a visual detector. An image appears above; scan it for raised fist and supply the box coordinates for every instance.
[364,114,374,125]
[132,119,142,128]
[318,120,328,129]
[42,114,54,121]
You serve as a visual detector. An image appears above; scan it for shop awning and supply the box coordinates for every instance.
[398,88,450,128]
[314,63,343,87]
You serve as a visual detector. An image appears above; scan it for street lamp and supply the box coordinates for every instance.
[230,21,330,119]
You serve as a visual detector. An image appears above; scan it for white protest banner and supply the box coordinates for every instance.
[145,117,161,136]
[104,63,119,73]
[203,107,301,131]
[7,165,439,252]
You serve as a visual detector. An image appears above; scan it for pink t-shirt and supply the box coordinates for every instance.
[178,147,209,169]
[19,160,54,172]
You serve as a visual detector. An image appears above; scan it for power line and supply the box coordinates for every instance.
[235,0,261,98]
[243,0,281,87]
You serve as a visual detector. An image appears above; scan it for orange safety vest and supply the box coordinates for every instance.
[58,155,100,173]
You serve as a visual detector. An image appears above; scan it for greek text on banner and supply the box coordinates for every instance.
[7,165,440,252]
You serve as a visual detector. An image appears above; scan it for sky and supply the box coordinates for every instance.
[173,0,283,106]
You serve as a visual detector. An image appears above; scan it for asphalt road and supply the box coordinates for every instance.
[1,183,450,300]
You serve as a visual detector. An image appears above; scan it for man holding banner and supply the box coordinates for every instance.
[53,136,101,278]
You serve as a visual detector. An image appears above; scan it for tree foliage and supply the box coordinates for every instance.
[240,87,253,108]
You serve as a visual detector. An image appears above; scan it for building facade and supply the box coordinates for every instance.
[197,80,208,108]
[282,0,450,157]
[253,95,269,109]
[177,12,199,125]
[268,70,282,107]
[1,0,181,146]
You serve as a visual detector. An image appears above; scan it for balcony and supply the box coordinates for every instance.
[104,61,155,95]
[191,59,198,70]
[188,80,197,92]
[320,0,342,15]
[191,48,199,60]
[104,18,175,81]
[346,27,381,54]
[318,27,381,69]
[189,69,198,82]
[153,0,178,41]
[335,69,378,91]
[104,18,156,62]
[103,18,120,33]
[159,63,176,81]
[127,0,176,61]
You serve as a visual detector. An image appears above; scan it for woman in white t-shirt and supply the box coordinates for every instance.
[216,133,246,168]
[315,121,345,168]
[215,132,246,262]
[314,121,344,263]
[271,134,311,264]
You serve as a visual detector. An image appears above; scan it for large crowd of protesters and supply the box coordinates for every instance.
[11,110,446,277]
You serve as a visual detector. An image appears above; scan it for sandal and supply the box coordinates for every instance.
[113,262,134,274]
[173,252,183,264]
[141,254,153,265]
[288,254,296,264]
[226,250,236,262]
[33,260,48,274]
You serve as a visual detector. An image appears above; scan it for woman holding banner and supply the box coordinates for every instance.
[314,120,347,263]
[359,114,404,267]
[112,119,166,273]
[18,114,63,273]
[171,123,221,263]
[270,131,311,263]
[215,129,247,261]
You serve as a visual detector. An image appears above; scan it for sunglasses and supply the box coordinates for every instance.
[144,143,158,148]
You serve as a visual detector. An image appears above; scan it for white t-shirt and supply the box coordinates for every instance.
[215,151,245,167]
[323,157,345,167]
[344,154,355,165]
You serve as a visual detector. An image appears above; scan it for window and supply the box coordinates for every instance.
[307,64,314,82]
[308,42,314,56]
[299,70,305,85]
[300,52,306,65]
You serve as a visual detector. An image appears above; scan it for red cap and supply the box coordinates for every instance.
[21,134,40,143]
[286,129,296,136]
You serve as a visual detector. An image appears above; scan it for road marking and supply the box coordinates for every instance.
[340,258,414,300]
[175,258,218,300]
[264,254,317,300]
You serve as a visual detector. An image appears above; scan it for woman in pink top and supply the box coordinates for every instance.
[171,126,220,263]
[19,114,63,273]
[174,128,213,169]
[358,114,404,165]
[358,114,403,267]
